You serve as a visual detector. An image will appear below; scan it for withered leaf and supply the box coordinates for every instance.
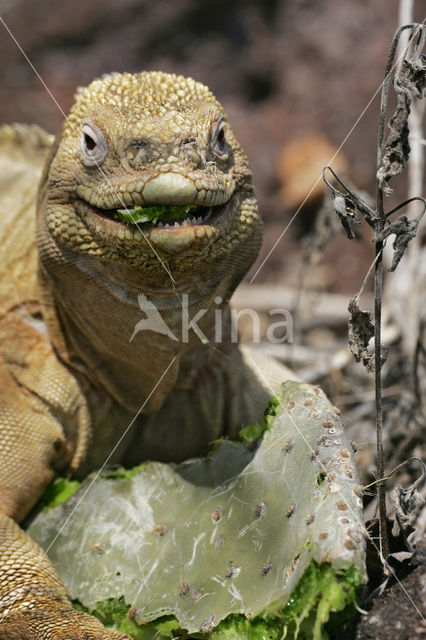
[377,55,426,195]
[324,167,376,237]
[332,194,359,239]
[390,458,426,539]
[348,295,375,372]
[376,207,425,271]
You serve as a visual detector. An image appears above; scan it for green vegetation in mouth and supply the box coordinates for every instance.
[114,204,199,225]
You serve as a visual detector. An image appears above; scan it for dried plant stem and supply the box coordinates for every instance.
[374,22,419,565]
[384,1,426,355]
[374,139,388,557]
[372,28,409,566]
[375,22,421,565]
[374,220,388,563]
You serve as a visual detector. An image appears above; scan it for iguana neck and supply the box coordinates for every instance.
[38,247,242,413]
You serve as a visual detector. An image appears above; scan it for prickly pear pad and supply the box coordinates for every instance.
[29,382,365,637]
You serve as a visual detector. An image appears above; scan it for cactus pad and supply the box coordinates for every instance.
[29,381,365,638]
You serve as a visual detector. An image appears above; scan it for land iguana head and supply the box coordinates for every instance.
[37,71,262,271]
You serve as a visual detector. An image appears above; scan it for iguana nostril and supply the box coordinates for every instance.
[183,145,203,167]
[127,142,152,168]
[178,137,203,167]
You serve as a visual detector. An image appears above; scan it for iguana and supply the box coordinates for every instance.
[0,72,296,638]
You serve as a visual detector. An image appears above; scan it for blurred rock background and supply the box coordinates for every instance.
[2,0,422,290]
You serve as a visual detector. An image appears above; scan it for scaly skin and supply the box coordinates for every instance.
[0,72,295,637]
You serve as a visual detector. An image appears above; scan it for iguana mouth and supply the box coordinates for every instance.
[74,198,227,253]
[115,203,217,226]
[112,203,217,228]
[76,200,221,228]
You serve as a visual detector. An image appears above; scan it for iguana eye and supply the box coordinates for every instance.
[210,119,229,161]
[80,120,108,167]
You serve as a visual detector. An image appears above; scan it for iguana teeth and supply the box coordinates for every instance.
[154,216,205,229]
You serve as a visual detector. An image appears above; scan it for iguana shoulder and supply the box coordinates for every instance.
[0,124,53,313]
[0,124,91,520]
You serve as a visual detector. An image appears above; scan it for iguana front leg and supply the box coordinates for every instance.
[0,343,129,639]
[0,516,130,639]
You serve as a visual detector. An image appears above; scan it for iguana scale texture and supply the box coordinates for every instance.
[0,72,295,638]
